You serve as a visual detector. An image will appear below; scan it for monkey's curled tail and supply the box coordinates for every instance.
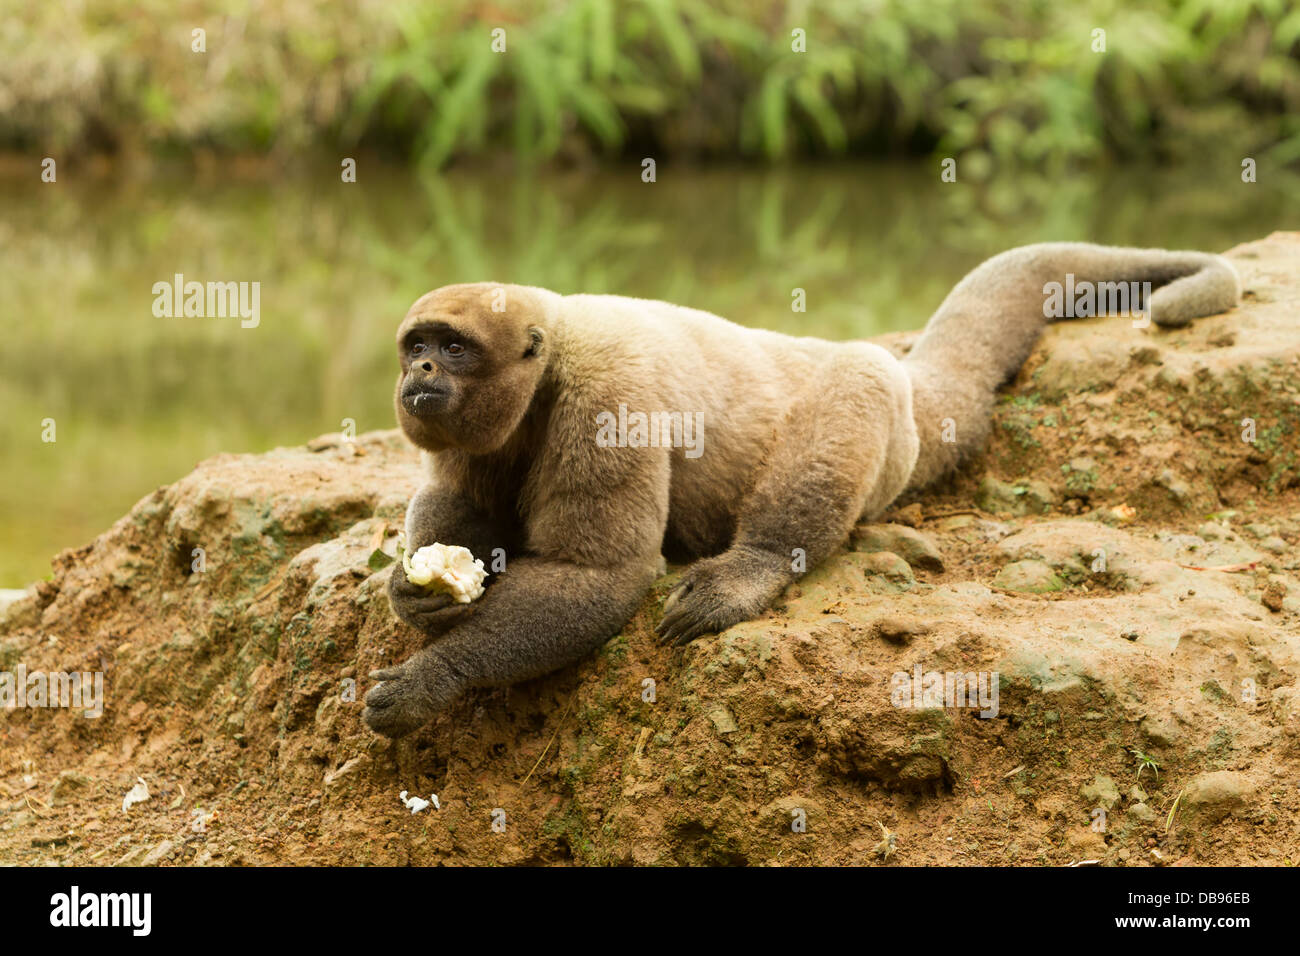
[902,242,1240,492]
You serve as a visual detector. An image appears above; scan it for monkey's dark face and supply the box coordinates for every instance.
[394,284,548,454]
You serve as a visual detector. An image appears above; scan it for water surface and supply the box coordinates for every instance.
[1,161,1293,584]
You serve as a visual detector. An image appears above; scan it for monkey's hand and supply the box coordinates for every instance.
[657,546,791,646]
[387,562,473,635]
[364,646,465,739]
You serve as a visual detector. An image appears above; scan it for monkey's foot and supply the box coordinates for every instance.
[363,649,461,738]
[656,548,789,646]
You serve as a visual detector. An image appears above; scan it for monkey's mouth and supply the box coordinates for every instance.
[400,383,451,417]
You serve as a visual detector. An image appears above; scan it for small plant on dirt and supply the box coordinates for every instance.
[1130,748,1160,781]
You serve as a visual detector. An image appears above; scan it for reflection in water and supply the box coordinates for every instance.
[0,162,1292,583]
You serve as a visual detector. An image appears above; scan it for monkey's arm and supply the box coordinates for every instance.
[366,557,660,736]
[366,444,670,738]
[388,480,517,633]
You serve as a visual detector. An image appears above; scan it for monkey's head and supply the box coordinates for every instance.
[394,283,550,453]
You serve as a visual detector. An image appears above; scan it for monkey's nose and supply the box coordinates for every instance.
[421,362,434,372]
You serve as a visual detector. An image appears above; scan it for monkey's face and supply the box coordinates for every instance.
[394,284,548,454]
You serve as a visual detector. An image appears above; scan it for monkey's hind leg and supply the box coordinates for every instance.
[657,367,899,646]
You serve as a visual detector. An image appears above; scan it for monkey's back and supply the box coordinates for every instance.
[553,293,916,557]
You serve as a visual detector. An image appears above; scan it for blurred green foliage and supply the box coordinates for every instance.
[2,0,1299,169]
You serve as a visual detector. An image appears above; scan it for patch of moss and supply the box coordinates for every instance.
[541,807,596,861]
[1061,462,1099,497]
[1200,679,1230,702]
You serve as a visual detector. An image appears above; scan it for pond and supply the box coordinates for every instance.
[1,160,1294,585]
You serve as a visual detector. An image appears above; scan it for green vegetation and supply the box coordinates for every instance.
[1130,748,1161,780]
[5,0,1300,170]
[1061,460,1099,497]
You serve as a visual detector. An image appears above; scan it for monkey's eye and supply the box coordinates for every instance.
[410,341,428,355]
[443,342,465,357]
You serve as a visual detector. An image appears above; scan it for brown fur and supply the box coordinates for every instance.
[363,243,1240,737]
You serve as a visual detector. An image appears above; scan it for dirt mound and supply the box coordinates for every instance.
[3,234,1299,866]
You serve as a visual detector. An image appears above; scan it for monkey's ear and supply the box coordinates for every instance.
[523,326,545,358]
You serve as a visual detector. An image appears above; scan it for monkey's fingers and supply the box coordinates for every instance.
[657,575,705,643]
[656,595,719,646]
[389,564,429,595]
[363,670,437,738]
[404,593,454,618]
[391,590,471,634]
[659,577,693,617]
[657,617,710,646]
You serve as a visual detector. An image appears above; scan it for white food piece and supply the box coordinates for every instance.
[122,776,150,813]
[402,540,487,604]
[400,790,438,814]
